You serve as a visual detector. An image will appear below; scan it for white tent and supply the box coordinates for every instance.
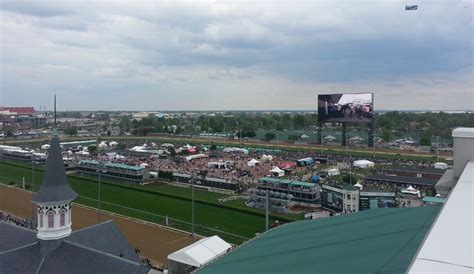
[353,159,375,169]
[300,134,309,139]
[323,135,336,141]
[139,163,150,168]
[354,182,363,190]
[327,168,340,176]
[350,136,364,141]
[167,236,231,273]
[270,167,285,177]
[261,155,273,162]
[130,146,147,152]
[434,162,448,170]
[40,144,51,150]
[402,185,421,197]
[98,142,108,148]
[247,159,260,167]
[109,141,119,147]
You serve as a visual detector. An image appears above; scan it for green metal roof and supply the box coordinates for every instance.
[422,196,447,204]
[79,160,144,171]
[79,160,99,165]
[197,206,441,274]
[104,162,145,171]
[258,177,316,188]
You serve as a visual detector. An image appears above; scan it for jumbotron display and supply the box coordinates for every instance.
[318,93,374,123]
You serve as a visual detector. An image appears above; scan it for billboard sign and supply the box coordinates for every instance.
[318,93,373,123]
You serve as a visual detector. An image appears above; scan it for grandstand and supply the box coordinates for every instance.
[364,174,437,189]
[77,160,149,183]
[256,177,319,204]
[172,172,240,193]
[381,166,445,180]
[0,148,46,164]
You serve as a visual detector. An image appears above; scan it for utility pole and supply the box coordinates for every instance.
[373,132,376,159]
[191,171,195,237]
[436,136,440,162]
[31,156,35,223]
[97,165,101,223]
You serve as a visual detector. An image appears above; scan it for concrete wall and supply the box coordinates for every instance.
[453,128,474,179]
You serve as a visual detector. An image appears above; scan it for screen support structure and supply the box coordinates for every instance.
[317,122,323,145]
[368,122,375,155]
[341,123,347,147]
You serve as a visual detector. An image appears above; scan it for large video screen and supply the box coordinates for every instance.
[318,93,373,123]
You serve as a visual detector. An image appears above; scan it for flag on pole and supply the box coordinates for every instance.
[405,5,418,10]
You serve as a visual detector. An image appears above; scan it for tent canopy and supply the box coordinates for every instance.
[270,167,285,177]
[247,159,260,166]
[167,236,231,267]
[407,185,416,191]
[353,160,375,168]
[350,136,364,141]
[261,155,273,161]
[323,135,336,140]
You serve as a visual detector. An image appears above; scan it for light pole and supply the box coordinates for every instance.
[373,133,376,159]
[97,164,102,223]
[31,156,35,225]
[265,189,269,231]
[191,172,195,237]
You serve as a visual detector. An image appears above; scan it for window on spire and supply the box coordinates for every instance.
[60,210,66,227]
[48,212,54,228]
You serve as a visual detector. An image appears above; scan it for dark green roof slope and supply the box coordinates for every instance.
[197,206,440,274]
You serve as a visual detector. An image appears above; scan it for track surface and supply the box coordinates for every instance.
[0,184,196,267]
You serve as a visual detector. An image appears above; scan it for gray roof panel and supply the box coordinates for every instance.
[40,241,147,274]
[0,222,37,252]
[68,220,140,261]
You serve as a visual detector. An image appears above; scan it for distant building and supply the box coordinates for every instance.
[321,184,396,213]
[256,177,320,204]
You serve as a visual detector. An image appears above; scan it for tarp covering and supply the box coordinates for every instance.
[280,162,296,170]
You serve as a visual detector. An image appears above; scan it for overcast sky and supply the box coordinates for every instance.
[0,0,472,111]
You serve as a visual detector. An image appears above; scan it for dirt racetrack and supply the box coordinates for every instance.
[0,184,197,267]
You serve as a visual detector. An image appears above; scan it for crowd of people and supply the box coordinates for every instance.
[69,141,441,196]
[0,211,29,228]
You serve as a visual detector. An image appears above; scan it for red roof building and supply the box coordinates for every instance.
[0,107,35,116]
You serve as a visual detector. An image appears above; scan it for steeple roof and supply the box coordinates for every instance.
[31,137,77,204]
